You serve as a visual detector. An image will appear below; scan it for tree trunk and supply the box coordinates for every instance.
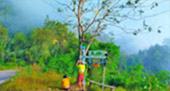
[85,36,95,55]
[79,40,83,59]
[1,49,4,61]
[78,22,83,59]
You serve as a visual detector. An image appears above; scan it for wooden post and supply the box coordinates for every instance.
[89,81,92,88]
[111,88,114,91]
[102,66,106,91]
[89,80,115,90]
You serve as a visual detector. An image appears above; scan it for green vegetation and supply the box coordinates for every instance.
[0,21,170,90]
[0,65,76,91]
[121,44,170,73]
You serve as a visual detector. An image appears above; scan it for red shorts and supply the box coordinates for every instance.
[78,73,84,83]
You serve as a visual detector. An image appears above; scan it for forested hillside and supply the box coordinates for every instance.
[119,42,170,74]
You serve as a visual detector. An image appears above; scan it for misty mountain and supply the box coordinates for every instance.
[119,39,170,73]
[0,0,56,35]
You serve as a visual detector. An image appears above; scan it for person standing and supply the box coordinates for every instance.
[76,59,85,91]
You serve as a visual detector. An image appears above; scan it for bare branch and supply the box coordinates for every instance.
[112,0,168,9]
[63,15,76,22]
[81,0,85,13]
[83,1,107,33]
[118,10,170,21]
[94,1,113,34]
[54,0,72,10]
[42,0,58,10]
[85,34,96,55]
[83,9,94,14]
[85,0,113,54]
[108,24,136,34]
[110,0,121,9]
[106,22,160,36]
[77,0,85,32]
[54,0,77,15]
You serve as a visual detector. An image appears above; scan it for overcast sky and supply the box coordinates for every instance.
[4,0,170,54]
[113,0,170,54]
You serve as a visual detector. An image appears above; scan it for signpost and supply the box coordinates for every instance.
[80,46,108,91]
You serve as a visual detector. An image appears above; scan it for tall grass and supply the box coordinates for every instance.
[0,65,76,91]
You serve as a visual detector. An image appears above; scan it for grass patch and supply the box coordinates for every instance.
[0,63,18,70]
[0,65,76,91]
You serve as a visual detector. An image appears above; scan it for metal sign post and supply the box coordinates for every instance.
[102,66,106,91]
[80,46,86,63]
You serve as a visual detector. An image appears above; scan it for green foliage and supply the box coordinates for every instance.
[57,8,62,12]
[124,44,170,73]
[126,1,132,5]
[0,21,169,91]
[17,60,26,67]
[0,24,8,62]
[87,85,102,91]
[111,47,170,90]
[115,87,127,91]
[108,63,170,90]
[0,24,7,38]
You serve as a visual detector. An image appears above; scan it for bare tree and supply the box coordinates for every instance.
[42,0,169,58]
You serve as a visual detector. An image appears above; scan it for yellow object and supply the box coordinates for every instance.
[77,64,85,73]
[62,77,70,89]
[63,40,66,43]
[94,11,98,15]
[53,39,58,44]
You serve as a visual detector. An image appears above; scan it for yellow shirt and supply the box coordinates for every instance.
[62,78,70,89]
[77,64,85,73]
